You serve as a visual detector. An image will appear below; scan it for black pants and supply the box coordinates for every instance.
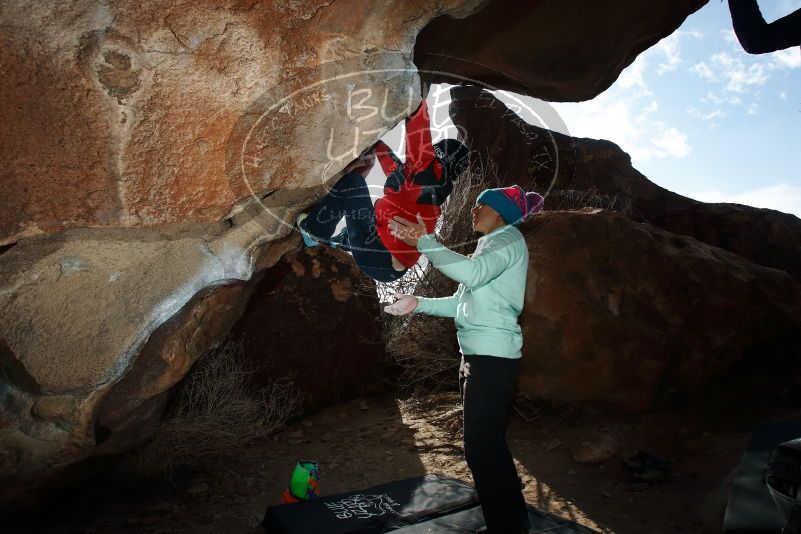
[460,354,529,533]
[301,171,406,283]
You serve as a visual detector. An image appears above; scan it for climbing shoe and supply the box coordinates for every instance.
[328,227,349,251]
[296,212,319,248]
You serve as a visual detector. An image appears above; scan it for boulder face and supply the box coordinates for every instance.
[518,210,801,412]
[416,0,707,101]
[230,246,387,412]
[0,223,293,506]
[448,86,801,279]
[0,0,483,245]
[0,231,384,505]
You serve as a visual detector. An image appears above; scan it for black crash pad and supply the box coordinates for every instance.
[263,474,597,533]
[263,474,479,533]
[390,503,597,533]
[724,418,801,533]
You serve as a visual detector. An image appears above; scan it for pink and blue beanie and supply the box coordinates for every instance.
[476,185,544,225]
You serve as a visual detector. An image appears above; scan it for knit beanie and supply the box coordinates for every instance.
[475,185,544,225]
[433,139,469,181]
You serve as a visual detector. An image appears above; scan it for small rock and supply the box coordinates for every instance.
[601,491,612,499]
[544,438,562,451]
[287,429,304,440]
[321,432,333,442]
[571,433,618,464]
[357,399,369,410]
[567,469,577,475]
[186,482,209,496]
[381,427,399,441]
[338,411,349,419]
[301,420,314,428]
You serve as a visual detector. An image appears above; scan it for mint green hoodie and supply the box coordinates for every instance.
[413,224,529,359]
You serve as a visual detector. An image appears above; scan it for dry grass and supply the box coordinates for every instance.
[129,341,302,477]
[549,186,634,216]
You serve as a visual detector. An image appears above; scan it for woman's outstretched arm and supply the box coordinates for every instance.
[415,232,515,288]
[383,291,459,317]
[415,292,459,317]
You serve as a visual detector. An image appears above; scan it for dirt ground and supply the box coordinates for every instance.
[6,363,801,534]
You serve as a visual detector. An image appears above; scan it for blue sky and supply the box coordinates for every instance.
[368,0,800,216]
[547,0,801,217]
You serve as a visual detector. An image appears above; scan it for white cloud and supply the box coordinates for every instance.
[652,127,691,158]
[689,49,775,120]
[773,0,801,19]
[655,33,682,74]
[687,107,725,120]
[692,28,798,112]
[771,48,801,69]
[650,30,704,75]
[691,62,716,81]
[690,184,801,217]
[780,91,788,100]
[708,52,769,92]
[700,91,742,106]
[618,54,651,93]
[551,88,691,163]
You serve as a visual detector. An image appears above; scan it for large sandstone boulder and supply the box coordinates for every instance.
[0,0,483,245]
[231,246,386,412]
[449,86,801,278]
[518,210,801,412]
[417,0,707,101]
[0,222,383,505]
[0,217,290,505]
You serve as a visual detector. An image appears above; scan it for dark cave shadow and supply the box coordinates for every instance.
[510,346,801,534]
[1,395,431,534]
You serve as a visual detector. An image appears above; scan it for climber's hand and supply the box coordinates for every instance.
[344,148,376,176]
[383,293,418,316]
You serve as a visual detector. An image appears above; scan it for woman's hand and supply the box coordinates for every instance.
[388,213,429,246]
[383,293,418,316]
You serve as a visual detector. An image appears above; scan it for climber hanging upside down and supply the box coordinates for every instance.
[296,98,470,282]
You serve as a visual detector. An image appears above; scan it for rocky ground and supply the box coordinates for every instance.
[5,357,801,534]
